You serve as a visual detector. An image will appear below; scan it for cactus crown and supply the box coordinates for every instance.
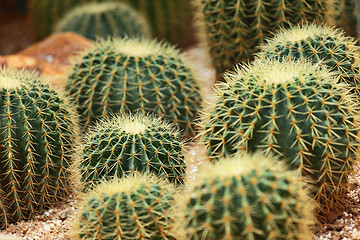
[75,37,180,60]
[177,152,314,240]
[73,174,177,239]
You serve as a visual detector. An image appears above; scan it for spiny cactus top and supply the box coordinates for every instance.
[200,59,360,213]
[73,174,177,240]
[0,68,78,229]
[177,152,314,240]
[260,24,360,96]
[76,113,186,190]
[54,2,151,41]
[67,38,202,136]
[194,0,328,77]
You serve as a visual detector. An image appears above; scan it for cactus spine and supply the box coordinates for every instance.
[0,68,78,229]
[54,2,151,41]
[177,152,314,240]
[194,0,328,77]
[67,38,202,136]
[73,174,177,239]
[76,113,186,190]
[200,59,360,213]
[260,24,360,96]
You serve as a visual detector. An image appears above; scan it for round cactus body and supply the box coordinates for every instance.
[194,0,328,77]
[178,152,314,240]
[54,2,151,41]
[67,38,202,136]
[74,174,176,240]
[200,59,360,213]
[0,68,78,229]
[260,24,360,97]
[77,113,186,190]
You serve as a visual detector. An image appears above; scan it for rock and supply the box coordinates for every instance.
[0,32,92,87]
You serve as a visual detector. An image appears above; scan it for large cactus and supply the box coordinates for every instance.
[260,24,360,97]
[194,0,328,77]
[54,2,151,41]
[177,152,314,240]
[76,113,186,190]
[0,68,78,229]
[199,59,360,213]
[67,38,202,137]
[73,174,177,239]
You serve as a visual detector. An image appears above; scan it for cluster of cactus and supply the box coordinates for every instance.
[200,59,359,213]
[0,68,78,229]
[177,152,314,239]
[54,2,151,41]
[67,37,202,136]
[73,174,177,239]
[260,24,360,96]
[76,113,186,190]
[194,0,328,77]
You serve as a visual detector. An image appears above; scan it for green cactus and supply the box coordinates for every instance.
[121,0,195,48]
[260,24,360,96]
[177,152,314,240]
[328,0,357,38]
[194,0,328,77]
[29,0,107,40]
[200,59,360,214]
[67,38,202,137]
[76,113,186,190]
[54,2,151,41]
[0,68,78,229]
[73,174,176,240]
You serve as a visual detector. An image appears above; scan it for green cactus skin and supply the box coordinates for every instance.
[29,0,107,40]
[177,152,314,240]
[194,0,328,77]
[76,113,186,190]
[54,2,151,41]
[0,68,78,229]
[73,174,176,240]
[200,59,360,214]
[67,38,202,137]
[120,0,194,48]
[260,24,360,97]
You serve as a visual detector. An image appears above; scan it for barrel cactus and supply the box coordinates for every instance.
[260,24,360,96]
[54,2,151,41]
[200,59,360,213]
[73,174,177,239]
[67,38,202,137]
[0,68,78,229]
[177,152,314,240]
[29,0,106,40]
[76,113,186,190]
[194,0,328,77]
[328,0,357,38]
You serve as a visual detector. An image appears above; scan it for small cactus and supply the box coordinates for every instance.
[67,38,202,136]
[177,152,314,240]
[76,113,186,190]
[194,0,328,77]
[73,174,177,240]
[54,2,151,41]
[28,0,105,40]
[0,68,78,229]
[200,59,360,213]
[260,24,360,96]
